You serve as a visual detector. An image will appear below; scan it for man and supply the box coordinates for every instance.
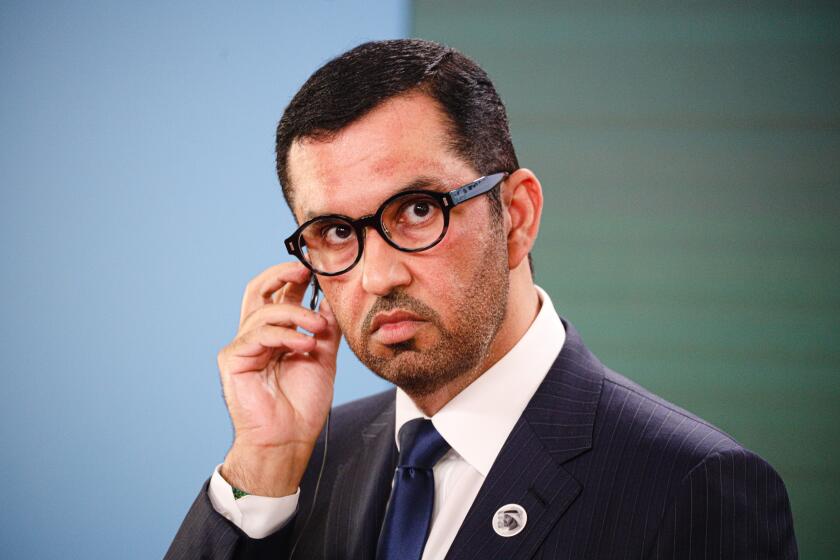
[166,39,797,559]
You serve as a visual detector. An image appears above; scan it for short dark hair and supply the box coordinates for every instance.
[274,39,519,216]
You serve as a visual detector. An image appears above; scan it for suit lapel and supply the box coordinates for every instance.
[325,398,397,559]
[444,321,604,559]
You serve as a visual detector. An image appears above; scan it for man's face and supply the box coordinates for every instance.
[287,93,510,396]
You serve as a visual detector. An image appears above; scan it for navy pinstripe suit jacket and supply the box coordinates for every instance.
[166,320,797,559]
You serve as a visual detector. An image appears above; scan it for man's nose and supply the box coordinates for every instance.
[360,228,412,296]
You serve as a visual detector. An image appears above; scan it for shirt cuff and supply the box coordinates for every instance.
[207,463,300,539]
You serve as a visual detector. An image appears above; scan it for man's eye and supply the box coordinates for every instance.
[411,202,431,218]
[398,198,437,225]
[323,224,353,243]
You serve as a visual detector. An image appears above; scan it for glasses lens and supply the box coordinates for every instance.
[298,217,359,274]
[380,193,445,250]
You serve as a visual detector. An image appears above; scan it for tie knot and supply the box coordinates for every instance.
[397,418,450,469]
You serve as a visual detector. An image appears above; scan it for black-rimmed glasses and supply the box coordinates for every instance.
[284,172,508,276]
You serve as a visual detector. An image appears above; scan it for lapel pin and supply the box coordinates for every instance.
[492,503,527,537]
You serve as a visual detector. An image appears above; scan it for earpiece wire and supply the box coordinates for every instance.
[289,276,329,558]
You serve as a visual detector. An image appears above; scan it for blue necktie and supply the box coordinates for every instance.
[376,418,451,560]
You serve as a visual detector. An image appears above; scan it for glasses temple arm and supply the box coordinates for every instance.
[446,172,507,206]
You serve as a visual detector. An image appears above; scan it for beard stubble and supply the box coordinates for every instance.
[342,232,510,397]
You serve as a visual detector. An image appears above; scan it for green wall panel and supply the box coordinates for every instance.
[414,2,839,557]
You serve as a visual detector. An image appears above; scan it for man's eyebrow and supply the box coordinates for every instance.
[302,175,449,221]
[392,175,448,194]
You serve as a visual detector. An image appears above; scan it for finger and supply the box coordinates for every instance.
[309,297,342,372]
[239,302,327,336]
[275,273,311,306]
[227,324,317,362]
[240,262,311,327]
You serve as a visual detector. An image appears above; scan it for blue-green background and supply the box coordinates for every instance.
[412,2,840,557]
[1,1,837,558]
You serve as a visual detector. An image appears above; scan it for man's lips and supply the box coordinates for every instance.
[370,310,427,345]
[370,310,424,333]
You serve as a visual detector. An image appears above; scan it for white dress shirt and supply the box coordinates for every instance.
[209,286,565,559]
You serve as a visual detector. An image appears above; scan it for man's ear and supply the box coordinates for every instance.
[501,168,543,271]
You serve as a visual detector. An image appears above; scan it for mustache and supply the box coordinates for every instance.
[362,290,441,335]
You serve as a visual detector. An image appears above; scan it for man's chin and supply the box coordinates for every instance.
[360,342,439,380]
[357,339,484,398]
[364,340,424,366]
[350,329,478,395]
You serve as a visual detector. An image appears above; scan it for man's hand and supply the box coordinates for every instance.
[217,262,341,497]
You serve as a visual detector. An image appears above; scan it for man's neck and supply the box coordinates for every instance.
[406,280,541,416]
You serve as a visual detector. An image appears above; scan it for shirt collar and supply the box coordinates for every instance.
[395,285,565,476]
